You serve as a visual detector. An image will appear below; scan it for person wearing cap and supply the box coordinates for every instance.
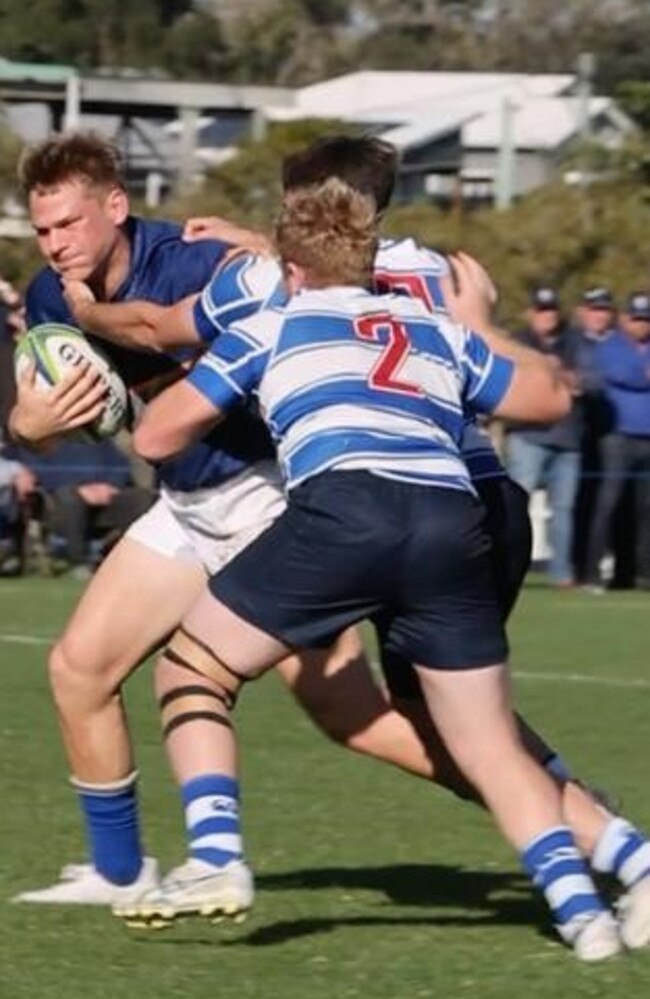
[583,292,650,591]
[505,287,587,588]
[570,288,618,581]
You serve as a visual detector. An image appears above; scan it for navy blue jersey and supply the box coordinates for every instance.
[25,216,274,490]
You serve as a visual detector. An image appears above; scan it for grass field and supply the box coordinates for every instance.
[1,577,649,998]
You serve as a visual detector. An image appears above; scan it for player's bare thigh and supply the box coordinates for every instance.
[274,627,394,732]
[54,534,206,687]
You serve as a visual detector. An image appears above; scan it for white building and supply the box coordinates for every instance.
[268,70,636,204]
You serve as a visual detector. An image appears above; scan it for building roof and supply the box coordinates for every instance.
[463,96,636,151]
[269,71,634,157]
[0,57,76,82]
[270,70,575,121]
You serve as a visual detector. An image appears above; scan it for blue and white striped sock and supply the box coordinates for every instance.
[182,774,242,868]
[522,826,605,943]
[592,817,650,888]
[72,770,143,886]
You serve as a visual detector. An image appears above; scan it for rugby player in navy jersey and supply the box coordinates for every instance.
[127,177,627,959]
[59,137,650,948]
[8,131,278,908]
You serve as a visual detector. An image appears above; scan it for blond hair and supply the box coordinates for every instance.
[276,177,377,288]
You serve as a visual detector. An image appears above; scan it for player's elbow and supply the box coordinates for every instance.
[132,421,173,463]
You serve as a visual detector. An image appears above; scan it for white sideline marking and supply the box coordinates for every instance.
[1,633,647,692]
[0,633,52,645]
[514,669,650,691]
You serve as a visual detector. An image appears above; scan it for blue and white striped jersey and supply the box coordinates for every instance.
[188,286,513,492]
[375,240,506,482]
[192,239,506,481]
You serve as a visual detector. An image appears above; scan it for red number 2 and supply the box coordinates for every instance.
[355,313,423,397]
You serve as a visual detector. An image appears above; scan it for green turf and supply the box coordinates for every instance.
[0,577,649,998]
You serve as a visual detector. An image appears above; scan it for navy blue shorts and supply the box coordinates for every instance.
[381,473,530,697]
[209,471,508,671]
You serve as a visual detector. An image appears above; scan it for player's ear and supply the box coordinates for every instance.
[283,260,307,295]
[105,185,129,226]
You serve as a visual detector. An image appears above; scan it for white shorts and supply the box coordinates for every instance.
[125,460,287,575]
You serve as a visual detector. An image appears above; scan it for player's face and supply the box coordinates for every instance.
[29,178,129,282]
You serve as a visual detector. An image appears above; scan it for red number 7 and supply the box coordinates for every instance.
[355,313,423,397]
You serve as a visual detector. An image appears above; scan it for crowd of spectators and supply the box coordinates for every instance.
[504,286,650,592]
[0,277,154,577]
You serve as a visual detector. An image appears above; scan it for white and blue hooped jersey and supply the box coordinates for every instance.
[188,286,513,492]
[192,240,506,482]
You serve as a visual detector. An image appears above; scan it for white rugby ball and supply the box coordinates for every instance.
[14,322,128,439]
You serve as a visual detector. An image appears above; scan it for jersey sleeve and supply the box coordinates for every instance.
[192,251,286,344]
[187,311,277,410]
[460,329,514,414]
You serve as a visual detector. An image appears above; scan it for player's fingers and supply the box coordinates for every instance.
[64,400,106,428]
[182,217,213,241]
[455,251,497,303]
[56,365,106,408]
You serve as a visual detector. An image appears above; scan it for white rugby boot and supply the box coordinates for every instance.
[114,857,254,928]
[571,911,623,961]
[11,857,160,906]
[618,875,650,949]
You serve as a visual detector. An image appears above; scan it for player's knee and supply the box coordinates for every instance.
[48,638,115,709]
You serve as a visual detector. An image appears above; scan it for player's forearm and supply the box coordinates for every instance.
[133,381,225,462]
[73,299,171,352]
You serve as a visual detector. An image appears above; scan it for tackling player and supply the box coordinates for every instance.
[128,177,621,960]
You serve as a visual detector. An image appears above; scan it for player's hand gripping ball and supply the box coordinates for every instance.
[14,323,128,439]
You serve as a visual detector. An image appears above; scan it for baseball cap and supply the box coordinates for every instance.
[530,286,559,310]
[626,291,650,320]
[582,287,614,309]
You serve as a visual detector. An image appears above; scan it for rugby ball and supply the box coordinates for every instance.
[14,323,128,439]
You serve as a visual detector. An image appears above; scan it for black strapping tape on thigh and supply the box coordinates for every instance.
[158,685,229,711]
[163,710,232,740]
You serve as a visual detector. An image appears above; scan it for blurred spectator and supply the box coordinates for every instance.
[11,437,154,578]
[505,287,586,588]
[0,279,24,433]
[0,447,37,574]
[570,287,619,580]
[583,292,650,592]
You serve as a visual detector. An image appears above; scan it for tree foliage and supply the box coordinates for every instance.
[1,0,650,95]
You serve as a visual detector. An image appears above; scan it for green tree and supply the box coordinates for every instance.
[0,0,194,70]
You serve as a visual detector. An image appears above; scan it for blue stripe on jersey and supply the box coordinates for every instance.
[193,252,286,344]
[282,428,470,489]
[270,378,463,443]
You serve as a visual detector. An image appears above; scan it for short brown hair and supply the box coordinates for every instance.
[19,131,126,196]
[276,177,377,288]
[282,135,398,213]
